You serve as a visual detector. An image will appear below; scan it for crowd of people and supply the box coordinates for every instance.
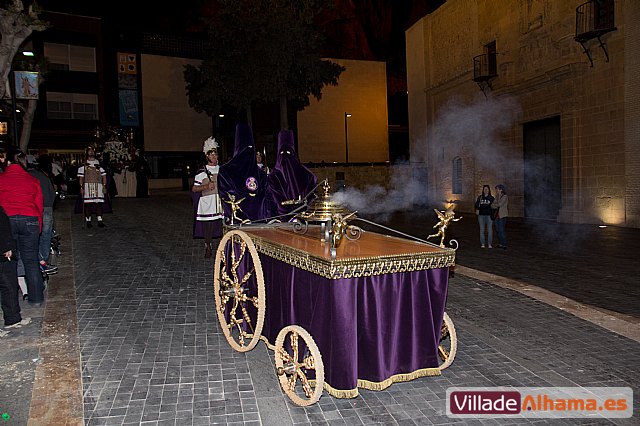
[0,142,145,333]
[2,130,511,331]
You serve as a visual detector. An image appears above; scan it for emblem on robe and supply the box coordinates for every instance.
[246,177,257,191]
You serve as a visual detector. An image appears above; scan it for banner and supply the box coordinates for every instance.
[14,71,39,100]
[119,90,139,126]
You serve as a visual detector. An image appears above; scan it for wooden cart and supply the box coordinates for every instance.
[213,224,457,406]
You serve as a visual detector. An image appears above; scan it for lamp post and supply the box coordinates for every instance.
[344,112,351,163]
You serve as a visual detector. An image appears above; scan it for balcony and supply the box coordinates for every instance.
[473,53,498,83]
[473,53,497,96]
[575,0,616,66]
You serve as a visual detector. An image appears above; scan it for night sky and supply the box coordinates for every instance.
[35,0,444,83]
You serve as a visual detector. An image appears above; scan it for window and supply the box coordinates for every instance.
[47,92,98,120]
[44,43,96,72]
[452,157,462,194]
[486,41,497,76]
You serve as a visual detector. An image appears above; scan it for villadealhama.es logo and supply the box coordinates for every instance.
[446,387,633,418]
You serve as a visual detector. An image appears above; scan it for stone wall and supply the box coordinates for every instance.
[624,0,640,227]
[407,0,639,226]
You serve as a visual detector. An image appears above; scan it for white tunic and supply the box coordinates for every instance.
[78,160,106,203]
[194,165,223,221]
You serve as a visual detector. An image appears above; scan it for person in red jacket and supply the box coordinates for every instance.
[0,149,45,307]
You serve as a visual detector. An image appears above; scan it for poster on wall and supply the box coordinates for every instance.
[118,52,137,74]
[14,71,39,99]
[118,52,137,89]
[119,90,139,126]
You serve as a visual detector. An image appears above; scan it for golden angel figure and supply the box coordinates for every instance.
[427,205,461,247]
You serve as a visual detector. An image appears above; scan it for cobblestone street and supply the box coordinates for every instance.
[1,191,638,425]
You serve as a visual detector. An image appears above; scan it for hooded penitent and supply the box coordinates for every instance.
[267,130,317,217]
[217,124,271,222]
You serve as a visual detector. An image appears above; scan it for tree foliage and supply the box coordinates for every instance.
[184,0,344,128]
[0,0,48,150]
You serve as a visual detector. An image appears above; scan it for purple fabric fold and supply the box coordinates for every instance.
[259,255,449,392]
[218,124,272,221]
[267,130,317,217]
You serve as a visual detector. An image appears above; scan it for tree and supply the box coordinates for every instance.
[184,0,344,130]
[0,0,48,150]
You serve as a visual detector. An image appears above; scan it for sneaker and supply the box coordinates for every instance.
[97,221,105,228]
[5,318,32,329]
[40,262,58,275]
[488,244,493,249]
[480,245,485,248]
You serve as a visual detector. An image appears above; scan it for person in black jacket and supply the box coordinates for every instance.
[474,185,495,248]
[27,158,58,274]
[0,205,29,330]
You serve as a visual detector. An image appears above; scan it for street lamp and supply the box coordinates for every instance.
[344,112,351,163]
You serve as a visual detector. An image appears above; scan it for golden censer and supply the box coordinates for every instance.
[293,180,362,258]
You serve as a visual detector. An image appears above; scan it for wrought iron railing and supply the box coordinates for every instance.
[575,0,615,42]
[473,53,497,82]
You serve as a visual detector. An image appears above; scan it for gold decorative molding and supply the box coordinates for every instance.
[246,232,455,279]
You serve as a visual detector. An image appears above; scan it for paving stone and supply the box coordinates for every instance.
[5,192,638,425]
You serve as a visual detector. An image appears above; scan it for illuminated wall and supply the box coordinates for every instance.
[141,55,211,152]
[297,59,388,163]
[407,0,640,227]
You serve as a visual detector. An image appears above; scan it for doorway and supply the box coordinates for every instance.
[523,117,561,220]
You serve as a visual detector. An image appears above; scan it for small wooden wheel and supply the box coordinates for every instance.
[274,325,324,406]
[213,230,265,352]
[438,312,457,370]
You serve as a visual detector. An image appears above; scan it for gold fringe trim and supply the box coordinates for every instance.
[323,368,441,398]
[259,334,440,399]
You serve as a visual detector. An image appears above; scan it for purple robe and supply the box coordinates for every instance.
[267,130,317,217]
[217,124,272,222]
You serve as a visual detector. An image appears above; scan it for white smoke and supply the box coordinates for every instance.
[334,94,521,219]
[416,93,521,170]
[332,169,423,220]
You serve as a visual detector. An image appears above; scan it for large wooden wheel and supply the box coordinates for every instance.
[213,230,265,352]
[275,325,324,406]
[438,312,457,370]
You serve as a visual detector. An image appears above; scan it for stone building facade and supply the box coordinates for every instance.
[407,0,639,227]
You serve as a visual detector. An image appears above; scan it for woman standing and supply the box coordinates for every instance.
[492,184,509,249]
[474,185,495,248]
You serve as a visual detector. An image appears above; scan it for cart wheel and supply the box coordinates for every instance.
[275,325,324,406]
[438,312,457,370]
[213,230,265,352]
